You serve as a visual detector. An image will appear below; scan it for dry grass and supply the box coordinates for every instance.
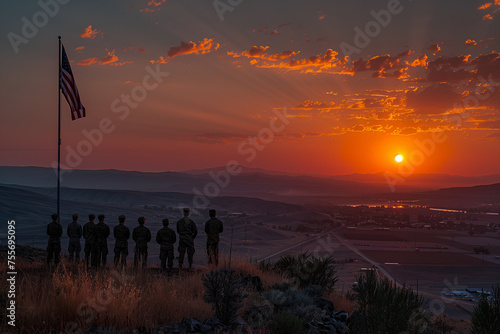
[0,255,286,333]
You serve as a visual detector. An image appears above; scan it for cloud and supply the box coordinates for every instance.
[484,132,500,140]
[350,50,411,79]
[151,38,220,63]
[100,50,120,65]
[293,100,336,109]
[318,13,326,20]
[78,50,131,66]
[80,25,102,39]
[270,29,279,35]
[123,46,147,53]
[406,83,461,113]
[465,38,495,48]
[256,49,348,73]
[465,39,478,47]
[78,57,97,66]
[469,51,500,80]
[426,43,441,55]
[411,54,428,67]
[478,1,500,20]
[168,38,219,58]
[228,46,300,62]
[477,120,500,129]
[426,55,475,82]
[478,3,493,10]
[140,0,166,13]
[75,46,85,51]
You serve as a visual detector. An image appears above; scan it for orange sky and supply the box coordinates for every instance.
[1,0,499,176]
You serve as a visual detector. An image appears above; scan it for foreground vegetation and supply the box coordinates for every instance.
[0,250,481,333]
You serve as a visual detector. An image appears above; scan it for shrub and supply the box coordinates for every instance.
[471,285,500,334]
[268,311,305,334]
[202,269,247,325]
[273,252,337,292]
[349,271,424,334]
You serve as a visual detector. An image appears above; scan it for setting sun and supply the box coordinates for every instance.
[395,154,404,163]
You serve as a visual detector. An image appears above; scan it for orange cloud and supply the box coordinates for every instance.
[465,39,477,47]
[478,3,492,10]
[293,100,336,110]
[151,38,220,64]
[426,43,441,55]
[351,51,411,79]
[228,46,300,62]
[75,46,85,51]
[140,0,166,13]
[78,57,97,66]
[78,50,131,66]
[257,49,348,73]
[411,54,428,67]
[80,25,102,39]
[469,51,500,80]
[425,55,475,82]
[483,13,493,20]
[168,38,219,58]
[99,50,119,65]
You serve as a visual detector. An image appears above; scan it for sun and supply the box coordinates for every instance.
[395,154,404,163]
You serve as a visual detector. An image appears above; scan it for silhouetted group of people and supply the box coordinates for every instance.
[46,208,223,271]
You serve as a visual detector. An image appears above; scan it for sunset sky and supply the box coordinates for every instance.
[1,0,499,176]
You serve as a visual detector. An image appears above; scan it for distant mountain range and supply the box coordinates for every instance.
[2,166,500,199]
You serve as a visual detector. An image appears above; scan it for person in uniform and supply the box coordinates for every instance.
[176,208,198,269]
[67,213,82,263]
[47,213,63,267]
[205,209,224,267]
[83,214,96,267]
[114,215,130,269]
[94,214,110,267]
[156,218,176,270]
[132,216,151,270]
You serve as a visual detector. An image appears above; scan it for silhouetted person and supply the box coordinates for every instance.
[205,209,223,267]
[94,214,110,267]
[83,214,96,267]
[47,213,63,267]
[114,215,130,269]
[133,216,151,270]
[156,218,176,270]
[67,213,82,263]
[177,208,198,269]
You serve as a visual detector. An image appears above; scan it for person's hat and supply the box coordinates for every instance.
[98,214,106,220]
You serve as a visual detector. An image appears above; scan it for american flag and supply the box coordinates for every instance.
[60,45,85,120]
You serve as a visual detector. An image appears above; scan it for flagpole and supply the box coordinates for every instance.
[57,36,61,218]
